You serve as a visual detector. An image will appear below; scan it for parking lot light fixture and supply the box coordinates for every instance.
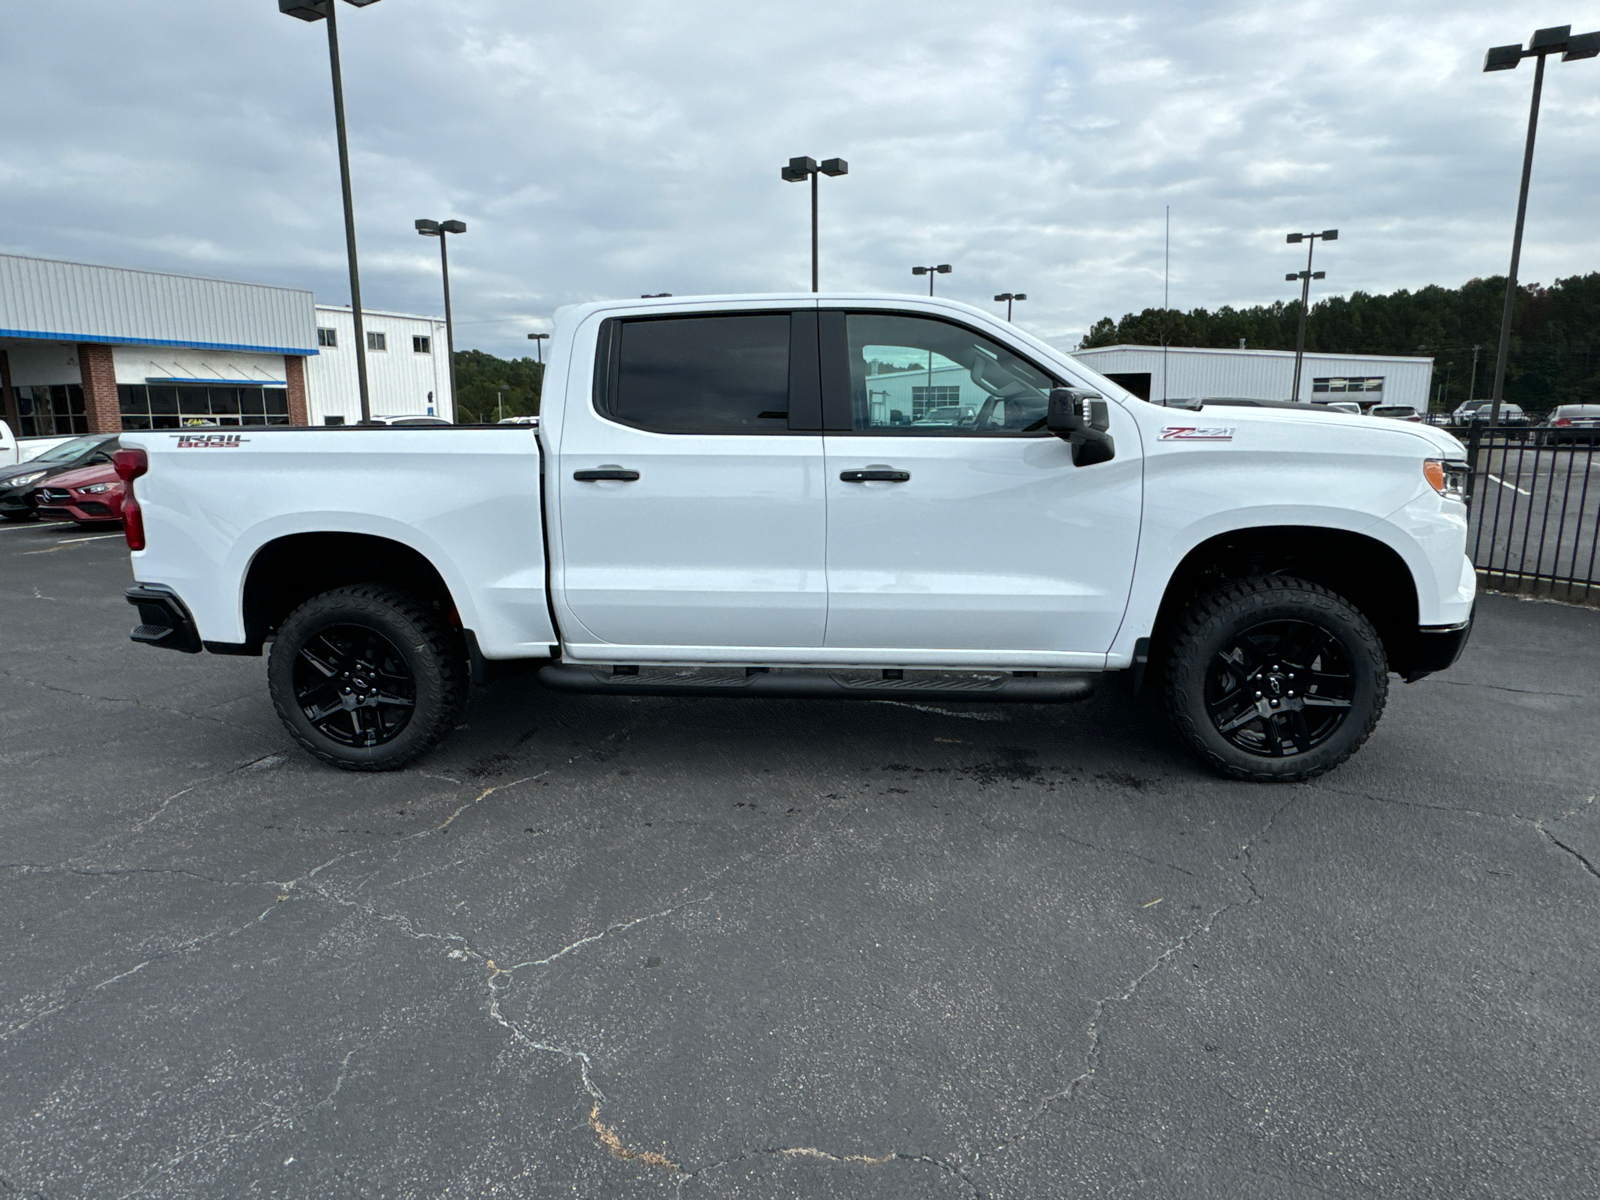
[279,0,383,423]
[781,155,848,292]
[912,264,952,296]
[416,218,465,415]
[1482,25,1600,426]
[994,292,1027,321]
[527,332,549,365]
[1284,229,1337,402]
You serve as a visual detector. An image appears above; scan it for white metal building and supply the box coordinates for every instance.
[305,305,454,425]
[1069,344,1434,409]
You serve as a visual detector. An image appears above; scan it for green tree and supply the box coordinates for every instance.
[1077,274,1600,413]
[451,349,544,423]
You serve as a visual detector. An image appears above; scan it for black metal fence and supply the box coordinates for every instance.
[1462,425,1600,601]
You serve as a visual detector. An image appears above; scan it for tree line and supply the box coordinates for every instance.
[450,348,544,423]
[1078,273,1600,412]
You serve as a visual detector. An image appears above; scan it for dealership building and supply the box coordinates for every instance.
[1070,344,1435,409]
[0,253,452,436]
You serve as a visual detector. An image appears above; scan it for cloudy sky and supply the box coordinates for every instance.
[2,1,1596,357]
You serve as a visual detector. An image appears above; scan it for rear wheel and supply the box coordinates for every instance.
[1164,577,1387,782]
[267,584,467,771]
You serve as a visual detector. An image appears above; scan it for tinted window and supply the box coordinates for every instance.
[603,314,791,433]
[843,313,1056,434]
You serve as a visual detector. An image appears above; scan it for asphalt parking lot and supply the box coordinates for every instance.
[2,519,1598,1199]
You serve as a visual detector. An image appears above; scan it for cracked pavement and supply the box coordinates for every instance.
[1,520,1598,1198]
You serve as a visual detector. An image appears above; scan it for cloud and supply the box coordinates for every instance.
[1,0,1593,356]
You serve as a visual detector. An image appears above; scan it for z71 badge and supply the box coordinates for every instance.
[174,433,249,449]
[1158,426,1235,441]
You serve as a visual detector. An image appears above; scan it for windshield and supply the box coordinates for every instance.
[32,435,112,463]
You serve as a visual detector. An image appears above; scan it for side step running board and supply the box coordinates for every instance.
[537,665,1097,704]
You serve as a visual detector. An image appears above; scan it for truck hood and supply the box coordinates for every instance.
[1175,403,1467,459]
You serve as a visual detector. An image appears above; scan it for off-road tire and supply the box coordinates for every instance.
[1164,576,1388,782]
[268,584,467,771]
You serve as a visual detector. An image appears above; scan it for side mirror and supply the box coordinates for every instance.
[1048,387,1116,466]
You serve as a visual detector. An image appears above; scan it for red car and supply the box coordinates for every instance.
[33,461,126,525]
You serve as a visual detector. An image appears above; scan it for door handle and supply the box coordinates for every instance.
[573,467,640,482]
[840,468,910,483]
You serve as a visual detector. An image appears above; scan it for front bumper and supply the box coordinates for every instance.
[125,585,203,654]
[1405,604,1475,682]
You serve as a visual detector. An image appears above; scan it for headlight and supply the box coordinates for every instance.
[1424,458,1469,502]
[5,470,46,488]
[80,483,112,494]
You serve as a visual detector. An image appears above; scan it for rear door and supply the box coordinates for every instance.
[554,307,829,654]
[819,310,1142,662]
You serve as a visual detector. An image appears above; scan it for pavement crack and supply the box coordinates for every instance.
[0,667,255,732]
[1424,677,1589,699]
[0,898,282,1042]
[502,895,713,972]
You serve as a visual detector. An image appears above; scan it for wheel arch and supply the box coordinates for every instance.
[1148,525,1427,677]
[238,531,462,653]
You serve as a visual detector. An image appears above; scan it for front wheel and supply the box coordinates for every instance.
[1164,577,1388,782]
[267,584,467,771]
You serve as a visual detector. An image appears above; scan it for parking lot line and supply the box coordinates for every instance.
[1486,473,1532,496]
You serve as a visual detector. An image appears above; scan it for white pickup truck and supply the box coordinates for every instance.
[115,293,1476,781]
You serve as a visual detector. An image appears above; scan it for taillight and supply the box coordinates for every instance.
[113,448,148,551]
[1553,418,1572,427]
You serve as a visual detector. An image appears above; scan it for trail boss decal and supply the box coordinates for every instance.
[1158,426,1235,442]
[174,434,250,449]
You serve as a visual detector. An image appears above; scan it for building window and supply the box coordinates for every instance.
[367,331,387,352]
[413,335,431,354]
[317,327,338,348]
[1313,376,1384,395]
[910,385,963,420]
[117,383,290,429]
[16,385,87,436]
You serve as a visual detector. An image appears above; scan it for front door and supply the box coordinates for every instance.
[820,311,1142,661]
[555,308,829,655]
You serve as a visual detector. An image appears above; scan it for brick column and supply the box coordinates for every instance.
[77,343,120,434]
[0,349,17,437]
[284,355,309,426]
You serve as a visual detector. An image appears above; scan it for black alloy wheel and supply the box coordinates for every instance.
[1164,576,1387,782]
[1204,619,1353,758]
[268,584,467,771]
[292,624,417,748]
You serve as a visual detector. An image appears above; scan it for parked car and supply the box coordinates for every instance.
[32,461,125,525]
[1370,405,1422,422]
[496,415,541,426]
[1316,401,1363,415]
[119,292,1475,783]
[1537,403,1600,445]
[0,434,119,522]
[1450,400,1528,428]
[369,414,452,426]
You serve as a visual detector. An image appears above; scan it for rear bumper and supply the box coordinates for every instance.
[1405,605,1475,682]
[125,585,203,654]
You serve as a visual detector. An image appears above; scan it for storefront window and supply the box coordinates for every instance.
[17,385,87,436]
[118,384,290,429]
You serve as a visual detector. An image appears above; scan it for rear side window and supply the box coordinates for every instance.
[597,313,793,433]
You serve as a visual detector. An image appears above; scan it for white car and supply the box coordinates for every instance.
[116,293,1476,782]
[367,414,452,426]
[496,415,540,426]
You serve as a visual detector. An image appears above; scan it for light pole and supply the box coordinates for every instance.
[994,292,1027,321]
[415,218,465,419]
[279,0,382,424]
[1284,229,1337,402]
[912,264,952,296]
[1482,25,1599,425]
[781,156,848,292]
[527,332,548,364]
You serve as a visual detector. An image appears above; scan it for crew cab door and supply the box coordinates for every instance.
[819,310,1142,661]
[553,307,828,654]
